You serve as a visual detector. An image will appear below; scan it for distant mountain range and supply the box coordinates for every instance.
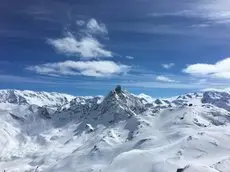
[1,86,230,172]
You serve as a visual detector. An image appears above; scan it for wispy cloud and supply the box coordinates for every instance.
[201,87,230,92]
[141,0,230,39]
[3,72,230,91]
[76,20,85,26]
[0,74,55,84]
[31,18,132,79]
[156,75,177,83]
[183,57,230,79]
[48,35,112,59]
[149,10,193,18]
[196,0,230,24]
[86,18,108,35]
[122,81,208,89]
[48,18,112,59]
[150,1,230,25]
[162,63,174,69]
[126,56,134,60]
[27,60,130,77]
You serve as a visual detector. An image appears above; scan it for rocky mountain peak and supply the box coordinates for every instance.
[202,91,230,111]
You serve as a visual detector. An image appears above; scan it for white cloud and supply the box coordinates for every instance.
[183,57,230,79]
[122,81,207,89]
[162,63,175,69]
[197,79,207,84]
[126,56,134,60]
[156,75,177,83]
[48,18,111,59]
[76,20,85,26]
[48,36,112,59]
[86,18,108,35]
[150,1,230,25]
[150,8,230,24]
[202,87,230,92]
[197,0,230,23]
[27,60,130,77]
[149,11,193,17]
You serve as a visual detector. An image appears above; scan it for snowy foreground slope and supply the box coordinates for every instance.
[1,88,230,172]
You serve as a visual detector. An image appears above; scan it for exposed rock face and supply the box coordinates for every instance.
[38,107,51,119]
[0,90,28,104]
[202,91,230,111]
[155,99,163,105]
[115,85,122,94]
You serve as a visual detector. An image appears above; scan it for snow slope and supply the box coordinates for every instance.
[0,89,74,107]
[1,87,230,172]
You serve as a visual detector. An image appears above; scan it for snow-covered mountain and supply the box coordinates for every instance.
[0,89,74,107]
[1,87,230,172]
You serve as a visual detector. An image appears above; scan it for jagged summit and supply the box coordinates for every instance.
[105,85,125,99]
[115,85,122,94]
[55,86,146,130]
[102,85,146,113]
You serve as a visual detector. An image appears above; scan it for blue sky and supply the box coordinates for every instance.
[1,0,230,97]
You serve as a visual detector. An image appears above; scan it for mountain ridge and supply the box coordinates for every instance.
[1,87,230,172]
[0,89,74,107]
